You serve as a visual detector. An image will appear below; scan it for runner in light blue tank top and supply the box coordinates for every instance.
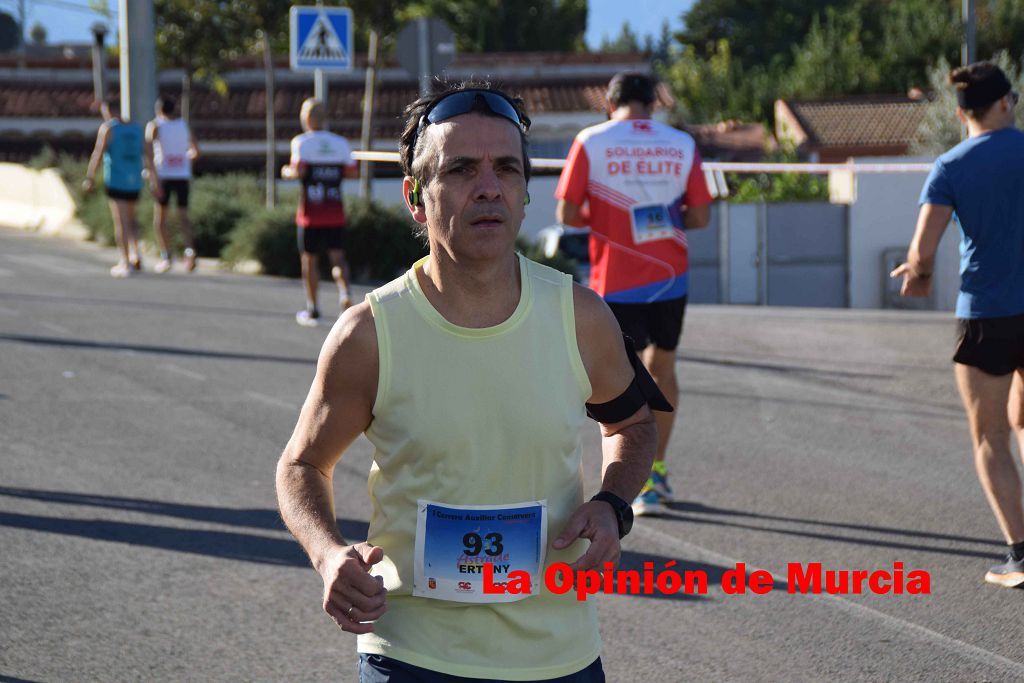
[103,119,144,193]
[84,101,149,277]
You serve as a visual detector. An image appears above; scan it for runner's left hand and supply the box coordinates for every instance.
[552,501,620,572]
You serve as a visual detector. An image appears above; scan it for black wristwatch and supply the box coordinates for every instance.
[590,491,633,539]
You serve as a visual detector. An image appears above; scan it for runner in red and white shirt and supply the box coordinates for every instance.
[283,98,359,327]
[556,71,712,516]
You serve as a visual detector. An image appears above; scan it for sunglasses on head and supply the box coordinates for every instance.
[414,90,531,148]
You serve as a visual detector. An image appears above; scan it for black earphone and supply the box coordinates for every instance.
[407,178,422,206]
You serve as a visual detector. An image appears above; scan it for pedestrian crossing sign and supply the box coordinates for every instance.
[289,6,354,72]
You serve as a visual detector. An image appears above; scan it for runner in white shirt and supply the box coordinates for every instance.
[146,96,200,273]
[282,98,359,327]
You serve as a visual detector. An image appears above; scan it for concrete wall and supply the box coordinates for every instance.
[0,163,86,238]
[847,157,958,311]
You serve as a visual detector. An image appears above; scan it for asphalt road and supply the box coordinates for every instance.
[1,227,1022,682]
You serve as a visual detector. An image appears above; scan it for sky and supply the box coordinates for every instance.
[584,0,694,49]
[9,0,695,50]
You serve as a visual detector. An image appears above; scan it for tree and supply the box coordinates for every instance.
[679,0,840,72]
[661,39,781,123]
[649,19,675,65]
[783,7,879,99]
[155,0,255,119]
[599,21,640,54]
[408,0,587,52]
[978,0,1024,62]
[663,0,1024,125]
[0,11,19,52]
[29,22,46,46]
[869,0,958,90]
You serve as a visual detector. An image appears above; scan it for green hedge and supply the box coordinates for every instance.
[221,204,301,277]
[344,198,427,282]
[38,147,556,284]
[184,174,265,257]
[221,197,428,282]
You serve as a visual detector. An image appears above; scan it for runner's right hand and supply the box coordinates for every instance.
[889,262,932,297]
[319,542,387,634]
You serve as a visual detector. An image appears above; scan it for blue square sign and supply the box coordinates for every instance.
[290,6,354,72]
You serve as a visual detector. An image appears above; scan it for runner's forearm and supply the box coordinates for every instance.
[276,458,348,573]
[598,414,657,501]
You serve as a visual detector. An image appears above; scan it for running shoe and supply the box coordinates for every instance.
[183,248,197,273]
[129,256,143,272]
[296,308,321,328]
[984,554,1024,588]
[631,488,665,517]
[110,262,131,278]
[649,467,674,502]
[154,258,172,273]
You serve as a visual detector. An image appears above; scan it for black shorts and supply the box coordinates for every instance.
[608,295,688,351]
[105,187,139,202]
[157,179,190,207]
[297,225,346,254]
[953,314,1024,376]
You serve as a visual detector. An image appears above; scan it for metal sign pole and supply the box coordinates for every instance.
[962,0,976,66]
[315,69,326,100]
[417,16,431,96]
[313,1,328,124]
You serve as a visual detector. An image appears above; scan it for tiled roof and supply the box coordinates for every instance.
[0,79,671,122]
[0,52,679,168]
[684,122,771,162]
[782,96,927,147]
[0,50,670,120]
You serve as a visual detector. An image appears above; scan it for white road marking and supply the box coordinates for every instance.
[4,254,96,276]
[633,523,1024,675]
[245,391,298,411]
[39,321,70,335]
[160,364,207,381]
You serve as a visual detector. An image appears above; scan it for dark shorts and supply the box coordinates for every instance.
[297,225,346,254]
[105,187,140,202]
[157,179,190,207]
[608,295,688,351]
[953,314,1024,376]
[358,654,605,683]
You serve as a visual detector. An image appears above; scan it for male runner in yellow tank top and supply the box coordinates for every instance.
[276,81,669,682]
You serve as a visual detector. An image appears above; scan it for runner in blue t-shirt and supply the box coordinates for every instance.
[892,61,1024,588]
[84,100,155,277]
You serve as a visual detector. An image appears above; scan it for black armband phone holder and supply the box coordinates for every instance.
[585,334,674,424]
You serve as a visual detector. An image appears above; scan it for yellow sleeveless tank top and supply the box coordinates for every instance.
[358,254,601,679]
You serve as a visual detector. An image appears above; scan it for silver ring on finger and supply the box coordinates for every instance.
[347,605,356,619]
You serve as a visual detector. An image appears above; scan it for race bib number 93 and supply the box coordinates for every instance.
[413,500,547,603]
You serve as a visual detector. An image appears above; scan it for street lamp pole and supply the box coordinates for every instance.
[90,23,108,104]
[119,0,157,124]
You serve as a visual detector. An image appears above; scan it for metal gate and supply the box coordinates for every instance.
[708,201,848,307]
